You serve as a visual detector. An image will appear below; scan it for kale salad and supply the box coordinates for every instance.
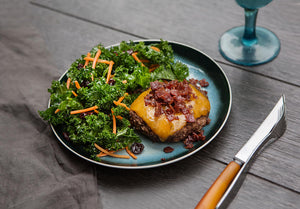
[39,40,189,161]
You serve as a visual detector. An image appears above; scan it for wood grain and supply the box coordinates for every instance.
[31,0,300,86]
[29,0,300,192]
[96,155,300,209]
[26,1,300,208]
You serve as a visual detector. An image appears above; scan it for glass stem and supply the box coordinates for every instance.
[242,8,258,46]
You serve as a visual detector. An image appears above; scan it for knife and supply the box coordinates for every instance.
[195,95,286,209]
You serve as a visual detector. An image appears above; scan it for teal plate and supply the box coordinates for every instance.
[50,40,232,169]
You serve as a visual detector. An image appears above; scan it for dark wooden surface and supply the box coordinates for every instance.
[20,0,300,208]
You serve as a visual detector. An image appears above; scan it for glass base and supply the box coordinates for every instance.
[219,26,280,66]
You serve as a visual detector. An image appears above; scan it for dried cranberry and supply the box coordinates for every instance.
[126,49,133,55]
[62,132,70,141]
[108,79,115,86]
[81,80,90,87]
[163,146,174,153]
[77,63,84,69]
[131,143,144,154]
[79,111,94,119]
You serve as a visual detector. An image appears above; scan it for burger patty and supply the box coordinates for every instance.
[129,110,210,142]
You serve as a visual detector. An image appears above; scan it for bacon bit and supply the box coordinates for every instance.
[66,77,71,89]
[116,115,123,120]
[199,78,209,87]
[163,146,174,153]
[94,143,130,159]
[74,80,81,89]
[111,109,117,134]
[145,80,196,122]
[132,52,145,67]
[126,146,137,160]
[151,46,160,52]
[83,52,91,68]
[106,61,114,84]
[55,109,60,114]
[122,80,127,84]
[70,105,98,115]
[72,91,78,97]
[92,49,101,69]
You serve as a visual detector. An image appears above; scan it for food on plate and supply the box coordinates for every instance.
[130,79,210,147]
[38,40,191,160]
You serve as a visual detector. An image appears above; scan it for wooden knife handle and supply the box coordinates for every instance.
[195,161,241,209]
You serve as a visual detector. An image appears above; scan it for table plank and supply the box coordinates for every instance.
[97,155,300,209]
[29,3,137,73]
[31,0,300,86]
[29,2,300,194]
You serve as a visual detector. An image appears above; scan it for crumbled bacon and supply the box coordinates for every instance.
[163,146,174,153]
[189,78,209,91]
[184,130,206,149]
[145,80,198,122]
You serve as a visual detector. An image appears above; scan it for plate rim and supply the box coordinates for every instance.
[49,39,232,169]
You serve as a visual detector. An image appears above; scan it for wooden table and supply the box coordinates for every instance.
[25,0,300,208]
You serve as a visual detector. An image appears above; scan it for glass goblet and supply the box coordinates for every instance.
[219,0,280,66]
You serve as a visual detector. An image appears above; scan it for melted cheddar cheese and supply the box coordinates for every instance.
[130,85,210,142]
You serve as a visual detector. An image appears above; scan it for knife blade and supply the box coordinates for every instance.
[194,95,286,209]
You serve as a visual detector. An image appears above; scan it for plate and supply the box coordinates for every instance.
[50,40,232,169]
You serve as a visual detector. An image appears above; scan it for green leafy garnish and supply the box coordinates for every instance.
[39,39,189,160]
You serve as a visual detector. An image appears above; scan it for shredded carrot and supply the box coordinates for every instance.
[122,80,127,84]
[94,109,99,114]
[151,46,160,52]
[116,115,123,120]
[115,92,128,104]
[98,59,111,64]
[149,64,160,72]
[113,100,120,106]
[126,146,137,160]
[74,80,81,89]
[113,101,131,111]
[132,52,145,67]
[66,77,71,89]
[91,73,94,81]
[72,91,78,97]
[83,52,91,68]
[111,109,117,134]
[94,143,130,159]
[55,109,60,114]
[70,105,98,115]
[119,103,131,110]
[97,150,115,157]
[96,148,124,157]
[106,61,114,83]
[92,49,101,69]
[140,59,150,63]
[84,57,111,65]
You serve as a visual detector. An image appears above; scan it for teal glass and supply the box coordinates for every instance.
[219,0,280,66]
